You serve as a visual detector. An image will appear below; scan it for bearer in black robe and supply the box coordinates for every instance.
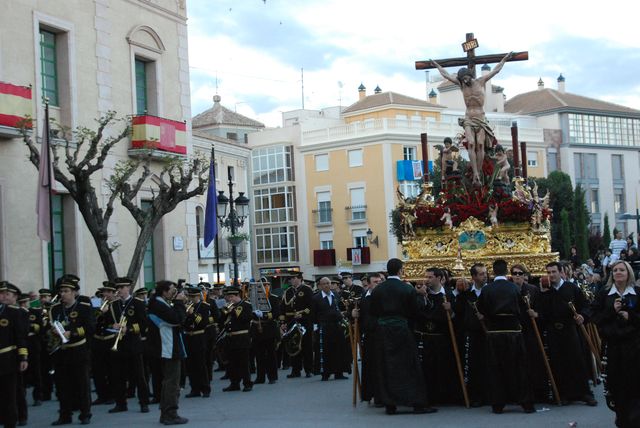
[476,259,534,414]
[510,264,551,403]
[352,273,382,404]
[370,258,428,415]
[453,263,489,407]
[415,268,459,406]
[311,277,348,380]
[535,262,597,406]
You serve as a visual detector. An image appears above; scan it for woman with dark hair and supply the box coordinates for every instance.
[570,246,580,270]
[591,260,640,428]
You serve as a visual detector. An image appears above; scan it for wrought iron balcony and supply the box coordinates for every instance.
[312,208,333,226]
[345,205,367,223]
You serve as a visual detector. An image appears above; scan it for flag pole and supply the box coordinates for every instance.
[212,148,221,287]
[44,100,56,289]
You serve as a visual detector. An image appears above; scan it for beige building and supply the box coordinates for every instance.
[0,0,207,294]
[505,75,640,236]
[248,84,544,281]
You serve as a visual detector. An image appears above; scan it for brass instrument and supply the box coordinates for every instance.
[111,315,127,351]
[185,302,195,314]
[282,321,306,356]
[100,290,118,312]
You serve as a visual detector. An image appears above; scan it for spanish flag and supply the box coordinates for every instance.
[131,115,186,154]
[0,82,32,128]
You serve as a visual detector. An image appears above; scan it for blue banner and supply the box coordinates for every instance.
[203,148,218,247]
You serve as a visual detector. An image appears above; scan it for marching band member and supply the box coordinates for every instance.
[0,282,29,428]
[221,286,254,392]
[106,277,150,414]
[250,282,281,385]
[49,276,95,425]
[184,286,212,398]
[91,282,117,406]
[37,288,54,402]
[279,272,314,379]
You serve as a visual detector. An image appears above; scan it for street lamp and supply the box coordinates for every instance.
[366,228,379,248]
[216,166,250,286]
[620,211,640,240]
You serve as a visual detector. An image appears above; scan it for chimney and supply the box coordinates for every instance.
[374,85,382,94]
[358,83,366,101]
[537,78,544,90]
[428,89,437,103]
[557,73,566,93]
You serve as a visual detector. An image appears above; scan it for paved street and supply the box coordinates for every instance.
[27,368,615,428]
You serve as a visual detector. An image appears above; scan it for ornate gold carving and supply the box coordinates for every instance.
[401,216,557,280]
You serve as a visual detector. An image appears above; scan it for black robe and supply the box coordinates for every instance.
[311,292,349,376]
[453,287,488,404]
[477,279,533,406]
[358,291,377,402]
[415,289,462,405]
[517,283,552,402]
[370,278,426,407]
[534,281,592,401]
[591,286,640,428]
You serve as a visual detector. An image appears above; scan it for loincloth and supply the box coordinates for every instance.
[458,117,497,150]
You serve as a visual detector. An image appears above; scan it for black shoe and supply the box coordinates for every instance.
[242,385,253,392]
[162,415,189,425]
[51,419,72,426]
[287,372,301,378]
[522,403,535,413]
[185,392,201,398]
[253,378,265,384]
[91,398,108,405]
[583,395,598,406]
[18,420,27,426]
[334,374,348,380]
[415,406,438,414]
[385,405,397,415]
[140,405,149,413]
[268,379,277,384]
[149,398,160,404]
[202,392,210,398]
[305,372,313,378]
[492,405,504,414]
[33,400,42,406]
[222,384,240,392]
[108,405,128,413]
[79,416,91,425]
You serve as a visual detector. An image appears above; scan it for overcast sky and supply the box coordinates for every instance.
[187,0,640,128]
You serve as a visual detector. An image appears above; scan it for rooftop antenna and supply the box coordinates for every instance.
[301,67,305,109]
[215,71,219,95]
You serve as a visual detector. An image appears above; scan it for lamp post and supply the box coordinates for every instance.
[216,166,250,286]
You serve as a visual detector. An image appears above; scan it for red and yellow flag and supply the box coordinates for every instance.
[0,82,32,128]
[131,115,186,154]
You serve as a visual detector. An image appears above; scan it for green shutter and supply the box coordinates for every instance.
[39,30,59,106]
[135,59,148,114]
[141,201,155,289]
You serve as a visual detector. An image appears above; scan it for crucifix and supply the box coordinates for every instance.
[415,33,528,186]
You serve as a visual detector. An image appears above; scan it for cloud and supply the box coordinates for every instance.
[187,0,640,126]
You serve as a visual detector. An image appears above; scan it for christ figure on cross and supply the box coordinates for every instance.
[432,52,514,186]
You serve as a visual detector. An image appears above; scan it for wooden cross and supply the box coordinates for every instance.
[415,32,528,77]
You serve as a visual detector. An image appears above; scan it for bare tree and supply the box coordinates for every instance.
[22,111,208,282]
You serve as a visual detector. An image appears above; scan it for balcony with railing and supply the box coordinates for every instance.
[0,81,33,138]
[301,117,543,146]
[128,114,187,158]
[312,207,333,226]
[345,205,367,224]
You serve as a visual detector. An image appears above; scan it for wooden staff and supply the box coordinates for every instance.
[568,301,602,382]
[443,293,470,408]
[347,322,360,407]
[523,295,561,405]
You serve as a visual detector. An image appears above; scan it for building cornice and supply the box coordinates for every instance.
[125,0,187,23]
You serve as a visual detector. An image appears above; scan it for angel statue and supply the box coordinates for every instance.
[440,207,453,230]
[488,204,499,228]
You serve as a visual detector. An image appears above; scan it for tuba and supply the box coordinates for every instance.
[282,321,306,356]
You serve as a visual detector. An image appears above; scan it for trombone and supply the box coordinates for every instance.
[111,315,127,351]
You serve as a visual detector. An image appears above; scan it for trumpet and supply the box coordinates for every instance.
[186,302,195,314]
[111,315,127,352]
[100,290,119,312]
